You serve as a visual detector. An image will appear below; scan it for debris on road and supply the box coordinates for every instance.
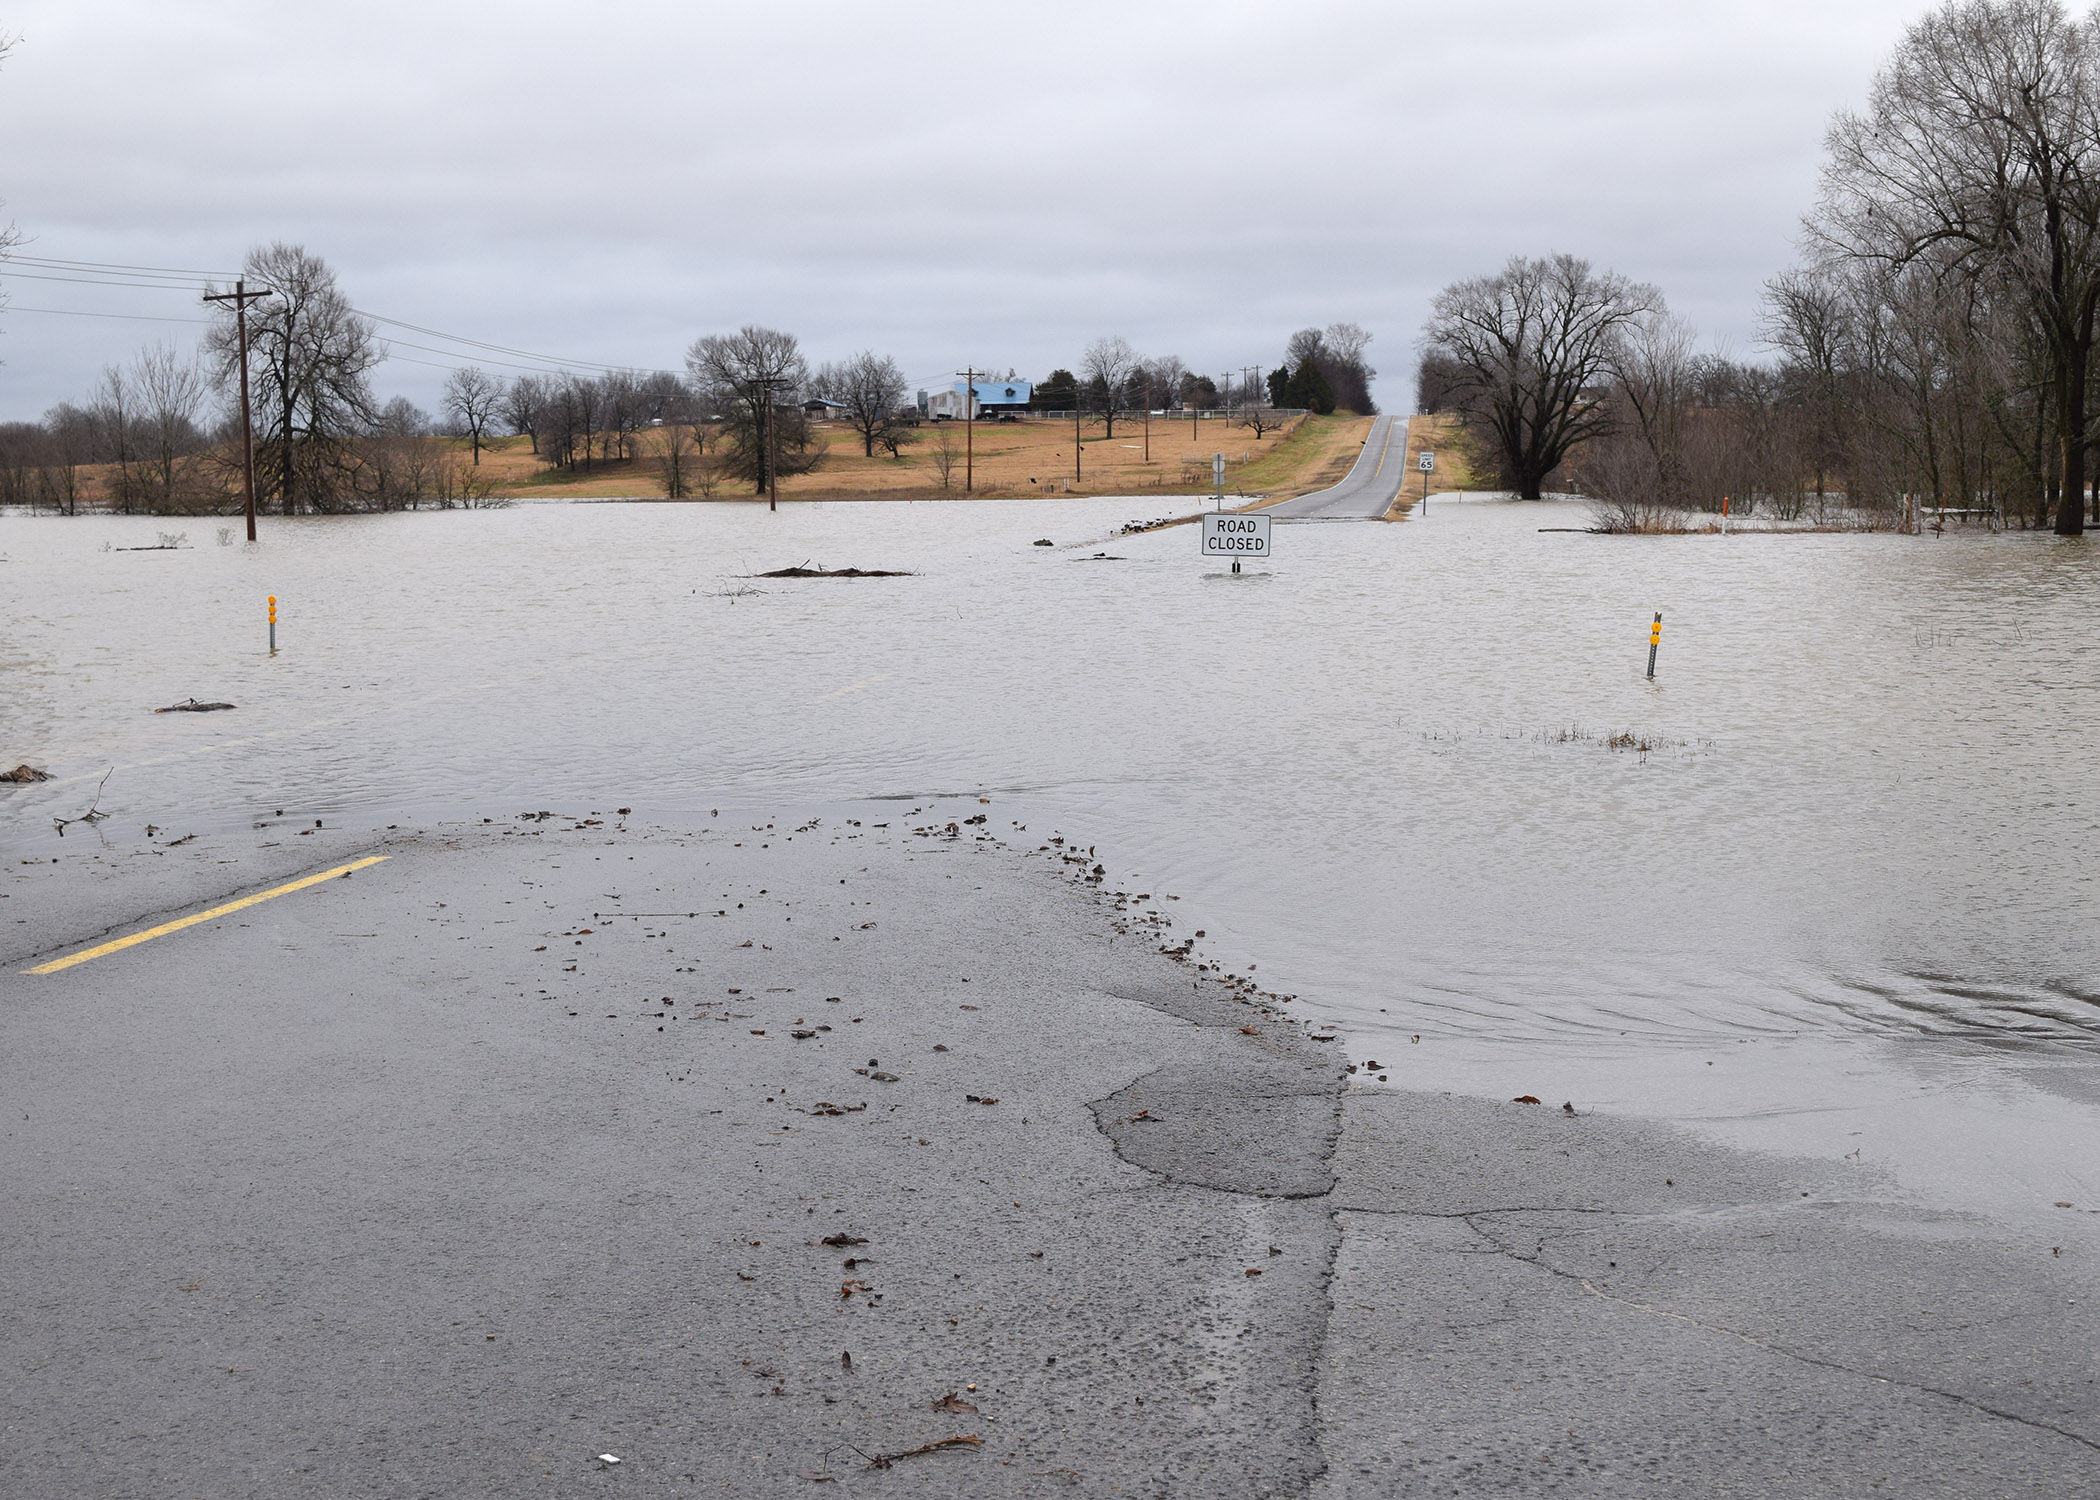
[2,764,50,783]
[757,566,913,579]
[153,699,236,713]
[859,1434,981,1469]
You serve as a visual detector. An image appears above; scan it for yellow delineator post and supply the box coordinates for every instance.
[268,595,277,654]
[24,857,389,974]
[1647,612,1663,679]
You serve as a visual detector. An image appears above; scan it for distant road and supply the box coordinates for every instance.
[1266,413,1409,518]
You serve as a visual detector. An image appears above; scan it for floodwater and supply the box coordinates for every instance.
[5,496,2098,1237]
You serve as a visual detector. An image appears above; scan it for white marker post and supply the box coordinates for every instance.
[1202,511,1270,574]
[1417,449,1435,514]
[1212,452,1226,503]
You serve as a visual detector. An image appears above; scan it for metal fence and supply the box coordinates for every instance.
[974,408,1311,423]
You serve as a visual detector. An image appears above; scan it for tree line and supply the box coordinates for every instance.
[0,239,1381,512]
[1418,0,2100,534]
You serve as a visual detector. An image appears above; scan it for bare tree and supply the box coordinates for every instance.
[1082,336,1140,436]
[1761,268,1855,500]
[928,425,961,489]
[813,350,908,457]
[686,325,818,494]
[1322,321,1378,412]
[655,419,701,498]
[88,365,142,512]
[132,342,213,510]
[1141,355,1189,410]
[1237,402,1285,439]
[1420,253,1660,498]
[442,367,502,464]
[1810,0,2100,534]
[204,243,382,514]
[502,374,548,454]
[39,402,91,514]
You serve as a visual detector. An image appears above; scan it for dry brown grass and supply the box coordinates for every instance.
[38,412,1384,511]
[489,412,1376,503]
[1381,412,1488,518]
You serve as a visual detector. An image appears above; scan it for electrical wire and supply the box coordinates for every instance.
[1,252,240,279]
[0,304,209,324]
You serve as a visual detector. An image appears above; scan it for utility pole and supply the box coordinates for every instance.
[1074,398,1082,487]
[203,280,274,542]
[756,375,789,510]
[1142,379,1151,464]
[957,368,977,493]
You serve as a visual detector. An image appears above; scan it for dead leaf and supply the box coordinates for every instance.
[1239,1025,1260,1035]
[932,1392,979,1414]
[1513,1095,1541,1104]
[819,1233,869,1247]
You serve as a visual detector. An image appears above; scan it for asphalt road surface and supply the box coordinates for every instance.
[6,814,2098,1496]
[1267,414,1409,519]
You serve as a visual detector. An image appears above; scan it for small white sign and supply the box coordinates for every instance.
[1418,451,1435,472]
[1202,512,1271,557]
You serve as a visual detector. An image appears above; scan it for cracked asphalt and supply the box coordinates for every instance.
[3,811,2094,1495]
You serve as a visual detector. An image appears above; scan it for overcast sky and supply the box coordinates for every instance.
[0,0,1927,421]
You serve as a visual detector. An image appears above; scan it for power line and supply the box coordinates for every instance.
[0,304,209,324]
[348,308,678,378]
[0,267,220,291]
[3,252,241,278]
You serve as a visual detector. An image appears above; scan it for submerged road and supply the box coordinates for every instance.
[1267,412,1409,518]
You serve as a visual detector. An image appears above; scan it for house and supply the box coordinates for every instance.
[926,378,1033,421]
[802,398,848,419]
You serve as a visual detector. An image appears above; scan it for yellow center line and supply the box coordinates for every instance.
[24,856,390,974]
[1370,416,1395,480]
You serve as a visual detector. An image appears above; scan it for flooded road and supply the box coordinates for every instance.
[5,495,2098,1237]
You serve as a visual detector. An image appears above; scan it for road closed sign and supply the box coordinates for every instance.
[1202,511,1271,558]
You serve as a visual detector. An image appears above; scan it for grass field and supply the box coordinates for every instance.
[1384,412,1486,516]
[480,410,1377,503]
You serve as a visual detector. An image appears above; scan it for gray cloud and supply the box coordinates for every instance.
[0,0,1926,418]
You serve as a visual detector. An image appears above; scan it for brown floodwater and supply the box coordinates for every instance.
[4,494,2097,1236]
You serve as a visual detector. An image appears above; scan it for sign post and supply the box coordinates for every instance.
[1417,449,1435,514]
[1201,511,1270,574]
[1212,452,1226,503]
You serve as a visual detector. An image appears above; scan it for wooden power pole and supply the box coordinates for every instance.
[203,280,274,541]
[756,375,788,510]
[956,368,977,492]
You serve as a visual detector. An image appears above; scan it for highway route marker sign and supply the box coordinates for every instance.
[1202,511,1270,559]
